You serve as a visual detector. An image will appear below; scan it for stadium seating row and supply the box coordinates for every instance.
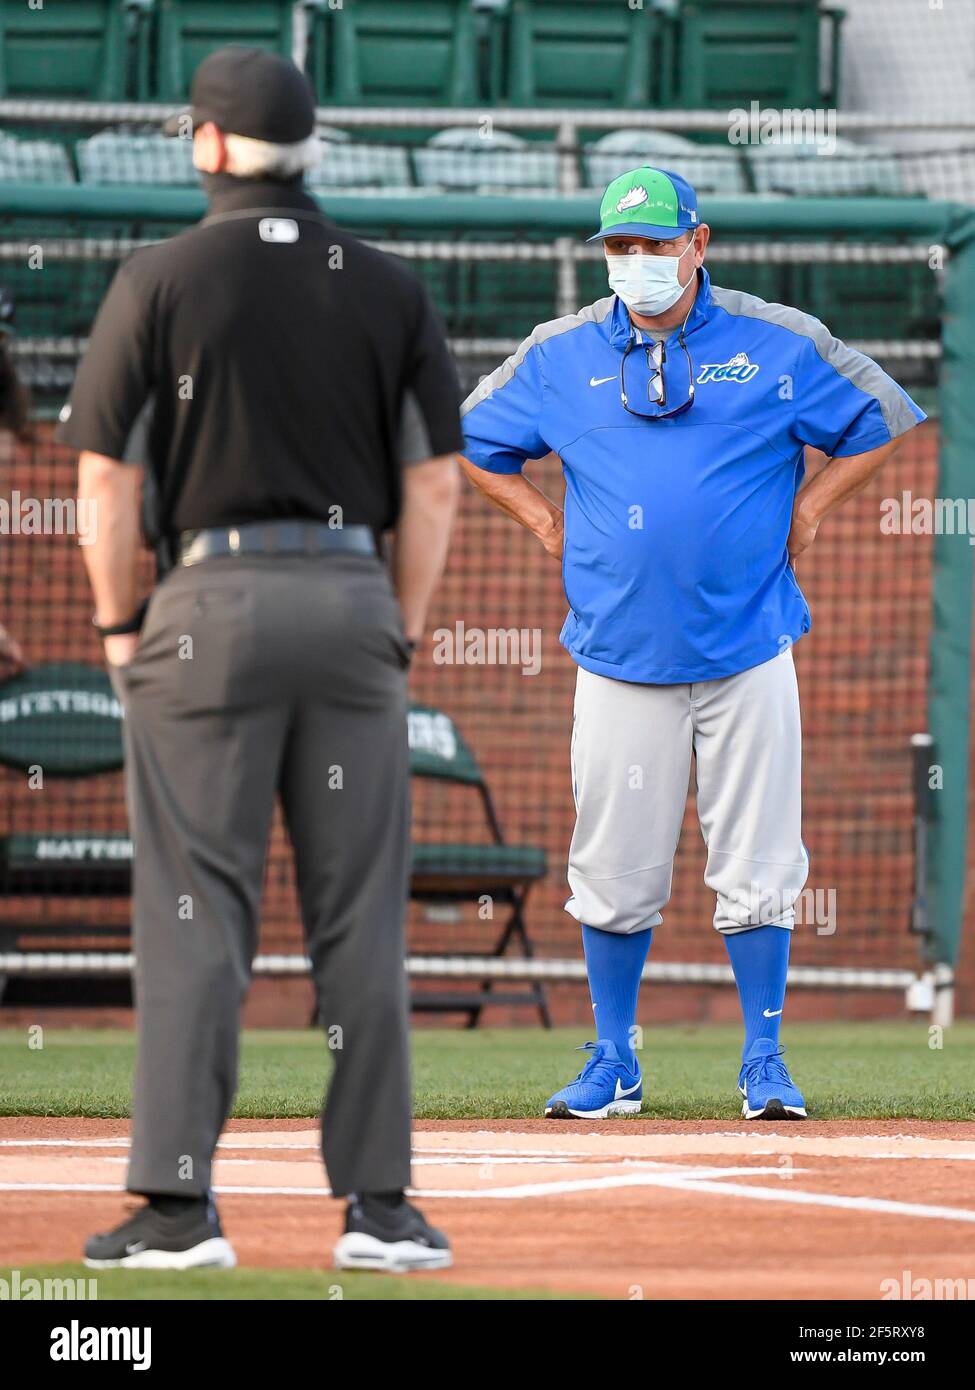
[0,128,902,197]
[0,0,840,110]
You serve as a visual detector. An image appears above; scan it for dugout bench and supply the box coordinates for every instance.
[0,665,550,1026]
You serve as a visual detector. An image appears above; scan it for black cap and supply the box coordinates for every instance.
[163,46,315,142]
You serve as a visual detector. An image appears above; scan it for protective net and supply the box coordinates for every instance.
[2,94,975,199]
[0,117,960,1014]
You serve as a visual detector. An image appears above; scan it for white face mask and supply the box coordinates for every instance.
[606,240,696,316]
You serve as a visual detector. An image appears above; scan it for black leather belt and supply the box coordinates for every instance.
[177,521,377,567]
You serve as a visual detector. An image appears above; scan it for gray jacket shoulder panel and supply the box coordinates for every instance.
[709,283,917,438]
[461,295,615,417]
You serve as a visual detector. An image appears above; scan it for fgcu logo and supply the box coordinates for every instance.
[616,185,648,213]
[697,352,760,384]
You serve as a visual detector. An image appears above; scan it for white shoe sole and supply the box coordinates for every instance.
[742,1101,807,1120]
[739,1085,807,1121]
[84,1236,237,1270]
[333,1232,452,1274]
[545,1098,642,1120]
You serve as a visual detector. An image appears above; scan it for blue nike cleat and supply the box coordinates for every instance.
[738,1037,807,1120]
[544,1039,643,1119]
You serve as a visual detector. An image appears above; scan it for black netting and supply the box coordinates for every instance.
[0,192,946,999]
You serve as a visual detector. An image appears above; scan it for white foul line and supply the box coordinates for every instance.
[3,1168,975,1226]
[4,1137,975,1163]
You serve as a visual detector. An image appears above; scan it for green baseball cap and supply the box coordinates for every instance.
[589,166,700,242]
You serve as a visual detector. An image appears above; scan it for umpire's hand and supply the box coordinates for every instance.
[0,621,25,680]
[103,633,140,670]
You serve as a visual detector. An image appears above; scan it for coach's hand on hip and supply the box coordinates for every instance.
[459,453,564,560]
[788,437,901,572]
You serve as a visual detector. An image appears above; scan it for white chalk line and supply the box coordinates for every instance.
[4,1136,975,1164]
[93,1154,615,1169]
[0,1163,796,1189]
[0,1165,795,1196]
[0,1139,604,1158]
[4,1169,975,1226]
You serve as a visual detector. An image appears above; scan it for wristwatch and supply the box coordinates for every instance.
[92,599,149,638]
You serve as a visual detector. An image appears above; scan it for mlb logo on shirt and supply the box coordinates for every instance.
[259,218,300,244]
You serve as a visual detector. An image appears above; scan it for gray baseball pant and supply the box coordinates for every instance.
[111,552,413,1199]
[566,649,809,936]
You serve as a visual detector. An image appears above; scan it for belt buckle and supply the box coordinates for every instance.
[228,527,241,555]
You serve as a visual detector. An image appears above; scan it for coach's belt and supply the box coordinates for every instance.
[177,521,377,566]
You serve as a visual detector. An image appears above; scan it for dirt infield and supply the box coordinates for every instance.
[3,1116,975,1299]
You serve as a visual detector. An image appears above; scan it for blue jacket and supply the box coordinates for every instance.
[462,269,924,683]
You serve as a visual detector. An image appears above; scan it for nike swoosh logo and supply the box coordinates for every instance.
[763,1008,783,1018]
[589,375,615,387]
[614,1076,641,1100]
[124,1241,147,1255]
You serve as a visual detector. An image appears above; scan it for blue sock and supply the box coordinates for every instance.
[723,925,791,1057]
[581,924,652,1071]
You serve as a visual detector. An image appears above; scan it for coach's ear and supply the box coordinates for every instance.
[192,122,228,175]
[691,224,710,269]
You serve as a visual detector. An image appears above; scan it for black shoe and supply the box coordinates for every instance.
[84,1195,236,1270]
[333,1193,452,1273]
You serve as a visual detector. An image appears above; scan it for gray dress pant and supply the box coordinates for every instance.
[110,552,413,1199]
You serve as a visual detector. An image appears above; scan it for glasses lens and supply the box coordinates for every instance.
[622,338,693,420]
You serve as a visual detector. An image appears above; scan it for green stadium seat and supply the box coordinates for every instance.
[316,0,479,107]
[407,702,550,1026]
[745,137,903,198]
[0,136,74,184]
[418,247,557,348]
[413,126,559,191]
[0,832,133,896]
[584,129,746,197]
[503,0,657,108]
[76,132,197,185]
[0,678,550,1026]
[411,842,546,891]
[471,0,509,106]
[802,259,939,354]
[306,125,413,189]
[673,0,824,110]
[0,0,129,100]
[154,0,297,102]
[128,0,159,101]
[697,259,791,327]
[0,664,129,912]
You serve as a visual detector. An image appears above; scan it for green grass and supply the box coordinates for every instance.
[0,1263,569,1301]
[1,1023,973,1120]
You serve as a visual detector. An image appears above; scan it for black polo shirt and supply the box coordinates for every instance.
[56,176,463,534]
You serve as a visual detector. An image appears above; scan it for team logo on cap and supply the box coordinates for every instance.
[696,352,760,384]
[615,185,649,214]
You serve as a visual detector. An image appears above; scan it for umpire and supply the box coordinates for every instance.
[57,47,462,1274]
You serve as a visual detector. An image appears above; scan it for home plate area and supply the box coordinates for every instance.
[3,1118,975,1298]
